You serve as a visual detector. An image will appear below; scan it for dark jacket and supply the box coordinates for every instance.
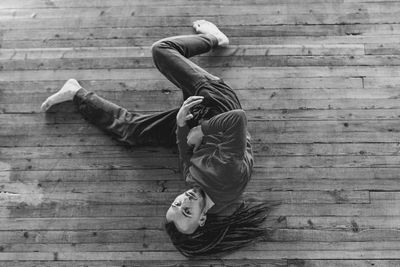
[176,109,253,214]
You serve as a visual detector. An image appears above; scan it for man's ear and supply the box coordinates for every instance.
[199,214,207,227]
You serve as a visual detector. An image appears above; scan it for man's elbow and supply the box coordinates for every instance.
[231,109,247,126]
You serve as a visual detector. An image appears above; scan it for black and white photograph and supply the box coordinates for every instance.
[0,0,399,266]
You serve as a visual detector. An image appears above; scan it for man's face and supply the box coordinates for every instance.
[165,188,207,234]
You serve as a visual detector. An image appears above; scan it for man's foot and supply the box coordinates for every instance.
[192,20,229,47]
[41,79,82,112]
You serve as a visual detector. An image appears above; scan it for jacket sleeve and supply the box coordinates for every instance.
[176,125,192,179]
[201,109,247,156]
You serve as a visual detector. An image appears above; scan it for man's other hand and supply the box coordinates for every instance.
[176,96,204,127]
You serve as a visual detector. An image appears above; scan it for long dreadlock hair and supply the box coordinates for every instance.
[165,202,276,257]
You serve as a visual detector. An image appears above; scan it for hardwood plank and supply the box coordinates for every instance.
[2,94,374,115]
[11,88,395,106]
[0,50,378,71]
[3,88,400,111]
[0,4,396,18]
[288,260,400,267]
[3,24,400,42]
[364,77,400,88]
[0,249,397,261]
[0,259,286,267]
[243,241,400,251]
[226,35,400,45]
[254,143,400,156]
[56,250,400,260]
[0,0,397,9]
[272,228,400,242]
[4,132,400,146]
[0,146,176,159]
[1,174,394,195]
[4,172,400,194]
[0,169,179,182]
[0,230,233,245]
[1,258,397,267]
[278,55,400,67]
[0,78,364,93]
[2,12,400,29]
[2,167,399,183]
[370,192,400,202]
[1,3,400,19]
[0,229,173,246]
[287,216,400,230]
[4,35,400,49]
[4,118,400,136]
[0,45,365,60]
[0,216,283,231]
[4,99,400,114]
[1,170,400,189]
[1,66,400,82]
[1,157,179,170]
[0,218,282,235]
[255,167,400,180]
[0,172,377,195]
[0,189,370,205]
[32,119,400,133]
[1,0,327,8]
[3,241,400,253]
[6,110,400,129]
[366,43,400,55]
[246,179,400,191]
[0,217,164,230]
[272,202,400,217]
[3,202,400,218]
[0,253,54,261]
[4,154,400,170]
[1,203,167,218]
[3,142,400,160]
[5,55,400,71]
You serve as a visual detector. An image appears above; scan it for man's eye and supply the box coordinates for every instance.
[184,208,191,215]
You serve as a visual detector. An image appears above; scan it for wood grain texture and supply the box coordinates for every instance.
[1,0,399,265]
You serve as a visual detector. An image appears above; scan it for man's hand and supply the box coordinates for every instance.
[187,125,204,151]
[176,96,204,127]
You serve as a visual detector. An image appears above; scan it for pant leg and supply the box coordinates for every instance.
[152,34,220,100]
[73,88,178,147]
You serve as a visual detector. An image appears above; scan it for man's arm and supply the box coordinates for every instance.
[201,109,247,156]
[175,96,204,179]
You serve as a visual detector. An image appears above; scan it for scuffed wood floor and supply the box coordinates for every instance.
[1,0,400,266]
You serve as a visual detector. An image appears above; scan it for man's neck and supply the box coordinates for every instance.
[203,190,215,213]
[186,174,215,212]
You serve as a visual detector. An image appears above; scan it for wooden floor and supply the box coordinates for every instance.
[2,0,400,266]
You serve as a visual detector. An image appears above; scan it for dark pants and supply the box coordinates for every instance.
[73,34,242,147]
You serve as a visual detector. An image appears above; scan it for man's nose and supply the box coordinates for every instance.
[182,197,191,205]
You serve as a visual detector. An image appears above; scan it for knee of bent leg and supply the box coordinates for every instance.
[151,40,165,61]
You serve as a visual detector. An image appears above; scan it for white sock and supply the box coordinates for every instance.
[41,79,82,112]
[193,20,229,47]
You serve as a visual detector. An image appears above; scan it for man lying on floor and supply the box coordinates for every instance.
[41,20,273,257]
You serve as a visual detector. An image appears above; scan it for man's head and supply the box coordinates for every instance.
[166,187,207,234]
